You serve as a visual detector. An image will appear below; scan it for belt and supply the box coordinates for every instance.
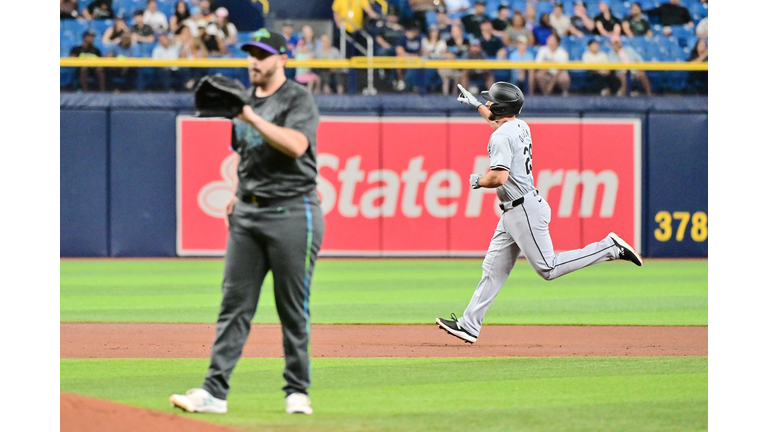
[240,195,275,207]
[499,190,538,212]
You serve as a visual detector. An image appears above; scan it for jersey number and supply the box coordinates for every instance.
[523,143,532,175]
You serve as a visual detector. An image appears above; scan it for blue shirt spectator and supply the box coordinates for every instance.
[396,27,422,56]
[533,13,554,46]
[508,36,535,87]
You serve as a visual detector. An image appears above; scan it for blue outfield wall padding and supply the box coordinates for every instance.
[59,93,708,257]
[109,110,178,257]
[645,113,708,257]
[60,110,109,256]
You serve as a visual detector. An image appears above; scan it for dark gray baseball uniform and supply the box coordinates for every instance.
[202,79,324,399]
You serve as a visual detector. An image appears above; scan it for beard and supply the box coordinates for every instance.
[249,62,277,86]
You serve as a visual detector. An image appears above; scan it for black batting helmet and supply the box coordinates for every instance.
[481,82,524,118]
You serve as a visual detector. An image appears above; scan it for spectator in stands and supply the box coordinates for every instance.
[198,0,215,21]
[281,23,301,54]
[569,1,595,37]
[332,0,379,54]
[186,6,203,37]
[523,3,537,32]
[622,2,652,38]
[443,0,471,21]
[492,5,511,38]
[83,0,114,20]
[170,1,191,33]
[461,37,493,92]
[102,16,130,45]
[582,39,619,95]
[410,0,441,32]
[200,20,227,56]
[374,11,404,56]
[144,0,169,33]
[508,35,534,91]
[294,41,322,94]
[695,17,707,38]
[61,0,80,19]
[593,1,621,37]
[152,31,183,91]
[395,24,424,92]
[504,11,533,47]
[315,33,346,95]
[106,32,138,91]
[436,8,452,41]
[422,24,453,95]
[533,33,570,96]
[299,25,319,54]
[131,10,156,44]
[687,37,707,94]
[479,19,506,59]
[533,13,554,46]
[180,24,208,89]
[607,34,652,96]
[643,0,693,35]
[212,7,237,47]
[550,2,571,37]
[461,0,490,38]
[70,30,107,91]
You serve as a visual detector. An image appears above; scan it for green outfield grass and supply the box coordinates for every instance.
[60,258,707,325]
[60,357,707,432]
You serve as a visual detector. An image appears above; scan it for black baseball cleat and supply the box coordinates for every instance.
[608,232,643,266]
[436,313,478,344]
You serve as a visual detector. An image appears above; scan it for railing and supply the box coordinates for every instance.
[338,18,376,95]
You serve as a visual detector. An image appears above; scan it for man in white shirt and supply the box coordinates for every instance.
[550,2,571,37]
[533,33,570,96]
[151,32,181,91]
[143,0,169,33]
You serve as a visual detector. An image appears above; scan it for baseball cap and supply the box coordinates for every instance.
[516,35,528,43]
[82,29,96,37]
[196,19,208,28]
[190,6,201,14]
[554,1,564,7]
[215,7,228,18]
[475,0,486,5]
[205,24,218,35]
[469,36,481,45]
[241,28,288,55]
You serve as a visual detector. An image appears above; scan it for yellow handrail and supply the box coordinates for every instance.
[59,56,708,71]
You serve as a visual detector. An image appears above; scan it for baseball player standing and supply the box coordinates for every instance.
[170,29,324,415]
[436,82,642,344]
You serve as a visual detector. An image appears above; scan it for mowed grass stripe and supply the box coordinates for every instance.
[60,259,707,325]
[60,357,707,432]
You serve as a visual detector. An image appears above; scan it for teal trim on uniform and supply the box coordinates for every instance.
[303,196,313,382]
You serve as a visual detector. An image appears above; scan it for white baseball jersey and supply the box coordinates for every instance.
[487,118,535,202]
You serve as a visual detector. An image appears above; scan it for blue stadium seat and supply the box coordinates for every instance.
[425,10,438,25]
[686,35,701,50]
[665,71,689,92]
[137,41,157,58]
[156,0,175,18]
[608,0,629,18]
[485,0,502,17]
[91,19,114,36]
[63,19,91,38]
[536,1,553,16]
[689,2,708,21]
[511,0,527,13]
[238,31,253,44]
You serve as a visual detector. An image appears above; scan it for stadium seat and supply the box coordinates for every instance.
[536,1,554,16]
[689,2,708,21]
[484,0,502,17]
[138,41,157,58]
[238,31,253,44]
[63,19,91,38]
[511,0,527,13]
[156,0,175,18]
[91,19,114,37]
[608,0,628,18]
[425,10,438,26]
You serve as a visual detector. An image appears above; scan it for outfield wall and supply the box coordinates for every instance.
[60,94,707,258]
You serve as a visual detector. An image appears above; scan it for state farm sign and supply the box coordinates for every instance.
[177,117,641,256]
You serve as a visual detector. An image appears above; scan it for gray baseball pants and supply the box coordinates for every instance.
[458,189,619,336]
[202,192,324,399]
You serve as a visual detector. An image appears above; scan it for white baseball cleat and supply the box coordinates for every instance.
[608,232,643,266]
[169,388,227,414]
[285,393,313,415]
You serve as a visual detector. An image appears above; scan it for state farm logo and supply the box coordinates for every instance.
[318,155,619,218]
[198,153,238,218]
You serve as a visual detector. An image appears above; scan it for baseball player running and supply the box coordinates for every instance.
[170,29,323,415]
[436,82,642,344]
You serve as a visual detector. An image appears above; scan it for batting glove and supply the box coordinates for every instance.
[469,174,481,189]
[457,84,482,109]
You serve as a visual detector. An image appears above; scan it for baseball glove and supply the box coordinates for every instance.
[193,74,248,119]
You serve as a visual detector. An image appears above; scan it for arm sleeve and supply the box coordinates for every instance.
[488,134,513,171]
[283,90,321,148]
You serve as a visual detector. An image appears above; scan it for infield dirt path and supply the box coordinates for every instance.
[60,323,708,358]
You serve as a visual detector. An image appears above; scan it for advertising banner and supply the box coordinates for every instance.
[177,117,641,257]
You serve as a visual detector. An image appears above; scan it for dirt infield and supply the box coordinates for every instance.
[61,323,707,431]
[61,323,707,358]
[61,392,244,432]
